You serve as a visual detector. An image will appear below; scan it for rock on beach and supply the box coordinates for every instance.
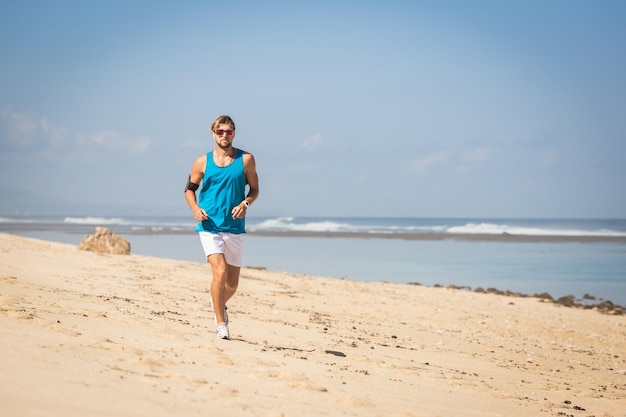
[79,227,130,255]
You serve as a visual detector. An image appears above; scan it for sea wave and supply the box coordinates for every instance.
[2,215,625,238]
[447,222,626,237]
[249,217,453,234]
[64,217,129,225]
[248,217,626,237]
[0,217,34,223]
[250,217,359,233]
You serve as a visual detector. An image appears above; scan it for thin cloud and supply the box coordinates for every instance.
[40,117,70,147]
[1,107,151,153]
[0,107,40,148]
[80,130,151,153]
[460,147,491,163]
[412,150,452,174]
[303,133,322,150]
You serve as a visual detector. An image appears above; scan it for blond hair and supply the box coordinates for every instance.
[211,115,236,131]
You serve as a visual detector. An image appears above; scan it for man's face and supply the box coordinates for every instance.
[213,123,235,148]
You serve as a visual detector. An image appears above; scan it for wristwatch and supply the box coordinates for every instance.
[242,200,250,208]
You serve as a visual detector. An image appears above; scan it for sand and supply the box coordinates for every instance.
[1,232,625,417]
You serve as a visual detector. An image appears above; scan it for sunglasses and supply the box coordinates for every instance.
[214,129,235,136]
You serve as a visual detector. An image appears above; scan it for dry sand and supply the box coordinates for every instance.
[1,232,625,417]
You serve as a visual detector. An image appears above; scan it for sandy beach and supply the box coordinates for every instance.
[1,232,625,417]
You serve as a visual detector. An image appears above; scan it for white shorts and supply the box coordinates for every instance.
[198,232,244,267]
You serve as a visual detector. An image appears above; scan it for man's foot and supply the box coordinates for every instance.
[216,322,230,339]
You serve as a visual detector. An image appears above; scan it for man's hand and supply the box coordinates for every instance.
[194,208,208,222]
[231,203,247,219]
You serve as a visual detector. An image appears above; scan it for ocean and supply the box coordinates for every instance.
[2,215,626,306]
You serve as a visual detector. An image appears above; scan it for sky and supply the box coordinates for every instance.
[1,0,625,218]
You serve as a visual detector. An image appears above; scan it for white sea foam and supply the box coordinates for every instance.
[410,225,449,233]
[249,218,626,237]
[447,222,626,237]
[2,215,622,238]
[64,217,128,225]
[0,217,33,223]
[250,217,355,232]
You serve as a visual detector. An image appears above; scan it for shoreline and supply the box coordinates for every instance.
[2,230,625,307]
[245,264,626,314]
[422,281,626,314]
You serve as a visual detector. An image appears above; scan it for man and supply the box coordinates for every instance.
[184,115,259,339]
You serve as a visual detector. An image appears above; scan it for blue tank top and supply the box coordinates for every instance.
[195,149,246,234]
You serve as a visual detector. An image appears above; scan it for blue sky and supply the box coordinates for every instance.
[1,1,625,218]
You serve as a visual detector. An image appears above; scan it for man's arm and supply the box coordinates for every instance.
[244,152,259,204]
[185,155,208,222]
[231,152,259,219]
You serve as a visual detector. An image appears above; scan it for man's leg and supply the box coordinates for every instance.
[208,255,241,322]
[225,264,240,303]
[208,253,228,324]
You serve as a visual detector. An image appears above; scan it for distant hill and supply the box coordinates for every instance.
[0,185,185,216]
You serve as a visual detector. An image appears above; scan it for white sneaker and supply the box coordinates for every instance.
[216,323,230,339]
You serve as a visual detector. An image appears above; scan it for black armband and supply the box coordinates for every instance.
[185,175,200,192]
